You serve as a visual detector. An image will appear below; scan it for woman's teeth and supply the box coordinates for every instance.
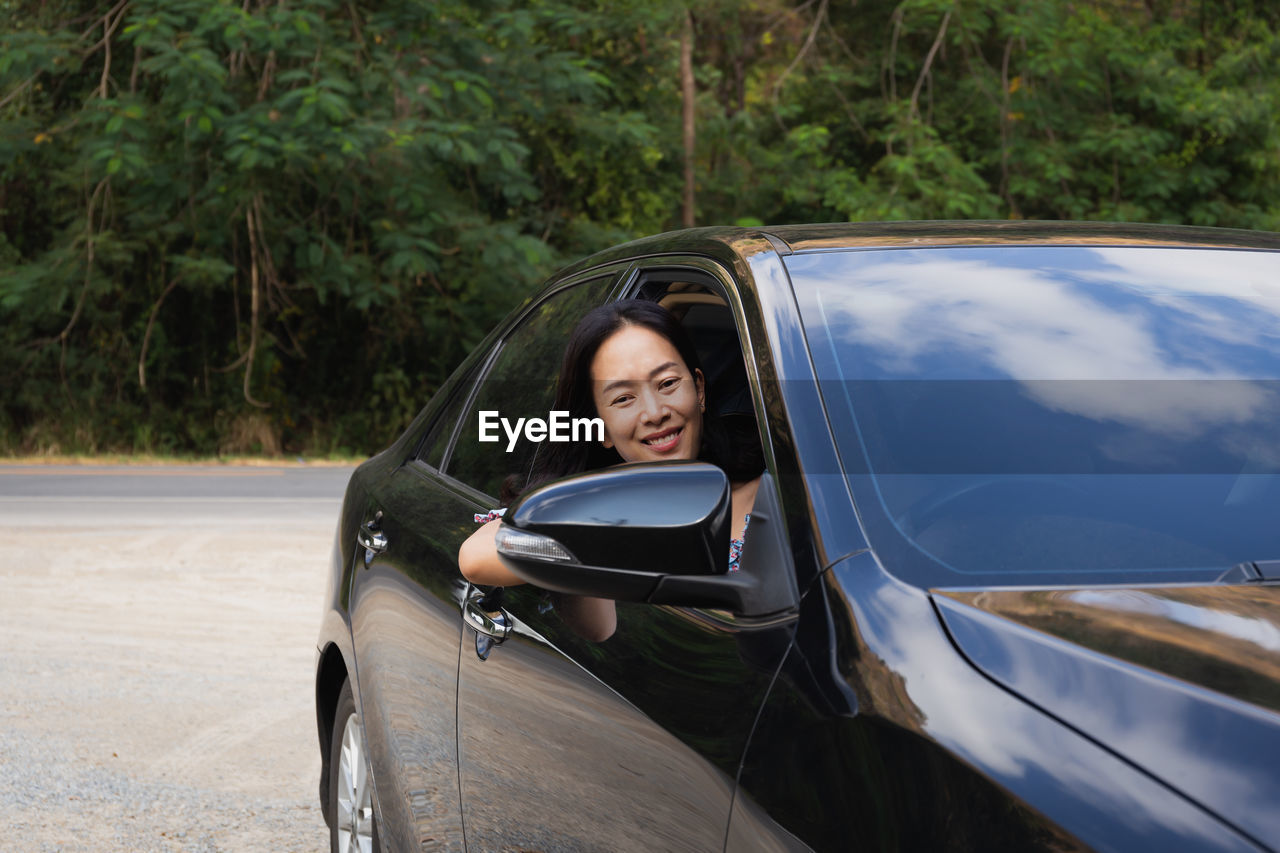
[643,429,680,447]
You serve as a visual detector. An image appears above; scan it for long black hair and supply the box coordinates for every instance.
[500,299,763,504]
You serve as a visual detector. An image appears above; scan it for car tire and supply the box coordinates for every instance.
[329,678,380,853]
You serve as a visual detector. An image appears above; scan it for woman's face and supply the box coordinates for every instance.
[590,324,705,463]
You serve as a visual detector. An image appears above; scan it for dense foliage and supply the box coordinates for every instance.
[3,0,1278,456]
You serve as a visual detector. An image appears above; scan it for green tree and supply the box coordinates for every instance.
[0,0,671,454]
[3,0,1277,457]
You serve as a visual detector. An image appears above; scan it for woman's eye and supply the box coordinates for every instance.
[610,394,634,406]
[659,377,681,390]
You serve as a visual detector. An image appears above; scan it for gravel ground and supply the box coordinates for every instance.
[1,472,350,851]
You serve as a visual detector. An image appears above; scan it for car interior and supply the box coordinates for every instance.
[642,276,758,429]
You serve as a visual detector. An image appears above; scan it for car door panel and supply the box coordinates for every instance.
[457,587,795,851]
[459,594,737,851]
[426,262,804,848]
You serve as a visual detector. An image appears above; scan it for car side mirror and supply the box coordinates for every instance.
[495,462,798,618]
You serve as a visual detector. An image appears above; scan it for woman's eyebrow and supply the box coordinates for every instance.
[598,361,680,395]
[648,360,679,377]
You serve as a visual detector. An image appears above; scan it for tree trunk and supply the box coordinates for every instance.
[680,10,696,228]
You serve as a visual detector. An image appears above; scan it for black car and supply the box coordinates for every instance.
[316,222,1280,853]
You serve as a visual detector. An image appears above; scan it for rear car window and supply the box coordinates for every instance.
[445,276,614,499]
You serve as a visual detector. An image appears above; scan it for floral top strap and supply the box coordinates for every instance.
[728,513,751,573]
[474,508,507,523]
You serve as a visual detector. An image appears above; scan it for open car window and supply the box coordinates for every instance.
[635,272,755,425]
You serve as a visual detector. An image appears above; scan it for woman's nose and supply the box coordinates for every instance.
[638,389,668,424]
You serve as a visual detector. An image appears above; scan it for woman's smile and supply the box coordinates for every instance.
[640,426,684,453]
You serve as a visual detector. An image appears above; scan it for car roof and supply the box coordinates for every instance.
[558,220,1280,279]
[762,220,1280,253]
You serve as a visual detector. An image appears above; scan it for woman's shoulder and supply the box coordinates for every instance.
[731,473,764,496]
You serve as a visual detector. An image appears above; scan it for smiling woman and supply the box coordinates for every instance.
[458,300,763,591]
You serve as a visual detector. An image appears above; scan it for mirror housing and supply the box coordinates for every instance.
[496,462,798,617]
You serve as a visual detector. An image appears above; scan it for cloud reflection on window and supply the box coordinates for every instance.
[792,246,1280,448]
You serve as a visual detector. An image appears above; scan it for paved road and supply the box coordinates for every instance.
[0,464,356,851]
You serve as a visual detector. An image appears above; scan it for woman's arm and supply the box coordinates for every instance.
[458,519,524,586]
[458,519,617,641]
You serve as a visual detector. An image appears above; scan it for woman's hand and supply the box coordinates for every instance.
[458,519,524,586]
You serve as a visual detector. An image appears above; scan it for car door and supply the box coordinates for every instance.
[454,263,803,851]
[349,271,620,851]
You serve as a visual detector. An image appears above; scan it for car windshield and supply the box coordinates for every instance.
[788,245,1280,589]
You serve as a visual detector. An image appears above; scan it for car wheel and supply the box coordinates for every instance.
[329,678,380,853]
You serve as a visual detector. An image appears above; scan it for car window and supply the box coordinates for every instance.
[445,276,614,499]
[417,376,475,469]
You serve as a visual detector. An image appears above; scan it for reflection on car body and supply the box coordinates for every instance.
[316,221,1280,852]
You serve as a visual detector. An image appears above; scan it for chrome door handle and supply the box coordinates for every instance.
[464,590,511,642]
[357,513,387,563]
[356,524,388,553]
